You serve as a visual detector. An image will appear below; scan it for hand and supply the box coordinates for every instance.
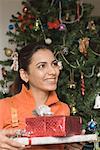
[65,142,84,150]
[65,129,86,150]
[0,129,25,150]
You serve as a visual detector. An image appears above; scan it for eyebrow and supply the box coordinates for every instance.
[36,59,57,66]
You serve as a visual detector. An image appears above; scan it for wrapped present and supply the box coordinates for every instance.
[26,116,82,137]
[14,134,98,145]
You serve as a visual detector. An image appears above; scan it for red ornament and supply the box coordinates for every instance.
[28,14,35,19]
[47,20,60,29]
[20,24,26,32]
[18,15,23,21]
[76,0,80,21]
[23,19,30,24]
[29,24,33,29]
[81,72,85,96]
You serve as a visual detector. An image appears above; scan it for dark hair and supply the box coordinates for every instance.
[10,42,53,95]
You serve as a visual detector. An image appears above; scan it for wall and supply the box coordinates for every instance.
[84,0,100,16]
[0,0,21,60]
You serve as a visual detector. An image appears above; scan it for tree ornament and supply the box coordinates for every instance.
[59,24,66,31]
[58,61,63,70]
[20,23,26,32]
[29,24,33,30]
[34,19,40,31]
[67,69,76,89]
[18,14,23,21]
[4,48,13,57]
[1,67,7,79]
[87,119,97,132]
[97,67,100,78]
[23,6,28,13]
[81,72,85,96]
[65,13,69,20]
[97,72,100,78]
[94,93,100,109]
[70,104,77,115]
[87,20,96,31]
[62,47,69,55]
[47,20,60,29]
[2,84,9,94]
[8,24,14,30]
[76,0,80,21]
[11,51,18,71]
[79,37,90,58]
[28,13,35,19]
[45,38,52,45]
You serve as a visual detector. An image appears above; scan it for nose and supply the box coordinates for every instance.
[47,65,56,75]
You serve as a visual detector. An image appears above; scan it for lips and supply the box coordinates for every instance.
[45,78,57,83]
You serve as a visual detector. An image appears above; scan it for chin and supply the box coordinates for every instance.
[47,86,57,91]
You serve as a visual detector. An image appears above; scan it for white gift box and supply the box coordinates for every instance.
[14,134,97,145]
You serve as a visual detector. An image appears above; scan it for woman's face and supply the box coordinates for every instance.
[21,49,60,92]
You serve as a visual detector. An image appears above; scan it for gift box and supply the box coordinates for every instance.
[25,116,82,137]
[14,134,98,145]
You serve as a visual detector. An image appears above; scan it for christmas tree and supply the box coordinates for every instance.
[0,0,100,138]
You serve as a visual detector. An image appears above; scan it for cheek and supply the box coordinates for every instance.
[29,74,42,87]
[57,69,60,76]
[30,71,43,82]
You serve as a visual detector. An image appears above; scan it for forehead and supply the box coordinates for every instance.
[31,49,55,62]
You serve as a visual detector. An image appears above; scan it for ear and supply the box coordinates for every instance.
[19,69,29,83]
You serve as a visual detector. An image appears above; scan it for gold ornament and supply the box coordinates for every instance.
[4,48,13,57]
[87,20,96,31]
[65,13,69,20]
[68,80,76,89]
[79,37,89,58]
[67,69,76,89]
[34,19,40,31]
[71,105,77,115]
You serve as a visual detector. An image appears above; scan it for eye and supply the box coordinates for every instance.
[52,61,59,67]
[37,64,46,69]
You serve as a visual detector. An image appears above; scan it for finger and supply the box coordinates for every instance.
[0,136,25,149]
[81,129,86,135]
[66,143,84,150]
[0,129,17,137]
[0,142,24,150]
[66,145,82,150]
[6,138,25,149]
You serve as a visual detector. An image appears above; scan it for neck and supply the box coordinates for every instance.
[30,87,49,108]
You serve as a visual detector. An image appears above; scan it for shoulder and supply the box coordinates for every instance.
[0,97,11,107]
[52,100,70,116]
[48,91,70,116]
[0,91,22,107]
[58,101,70,115]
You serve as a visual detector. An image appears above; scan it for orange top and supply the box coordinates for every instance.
[0,85,70,150]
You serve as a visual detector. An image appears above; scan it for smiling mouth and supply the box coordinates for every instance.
[46,78,57,83]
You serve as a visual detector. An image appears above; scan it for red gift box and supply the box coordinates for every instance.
[25,116,82,137]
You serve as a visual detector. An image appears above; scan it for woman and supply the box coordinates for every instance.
[0,42,84,149]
